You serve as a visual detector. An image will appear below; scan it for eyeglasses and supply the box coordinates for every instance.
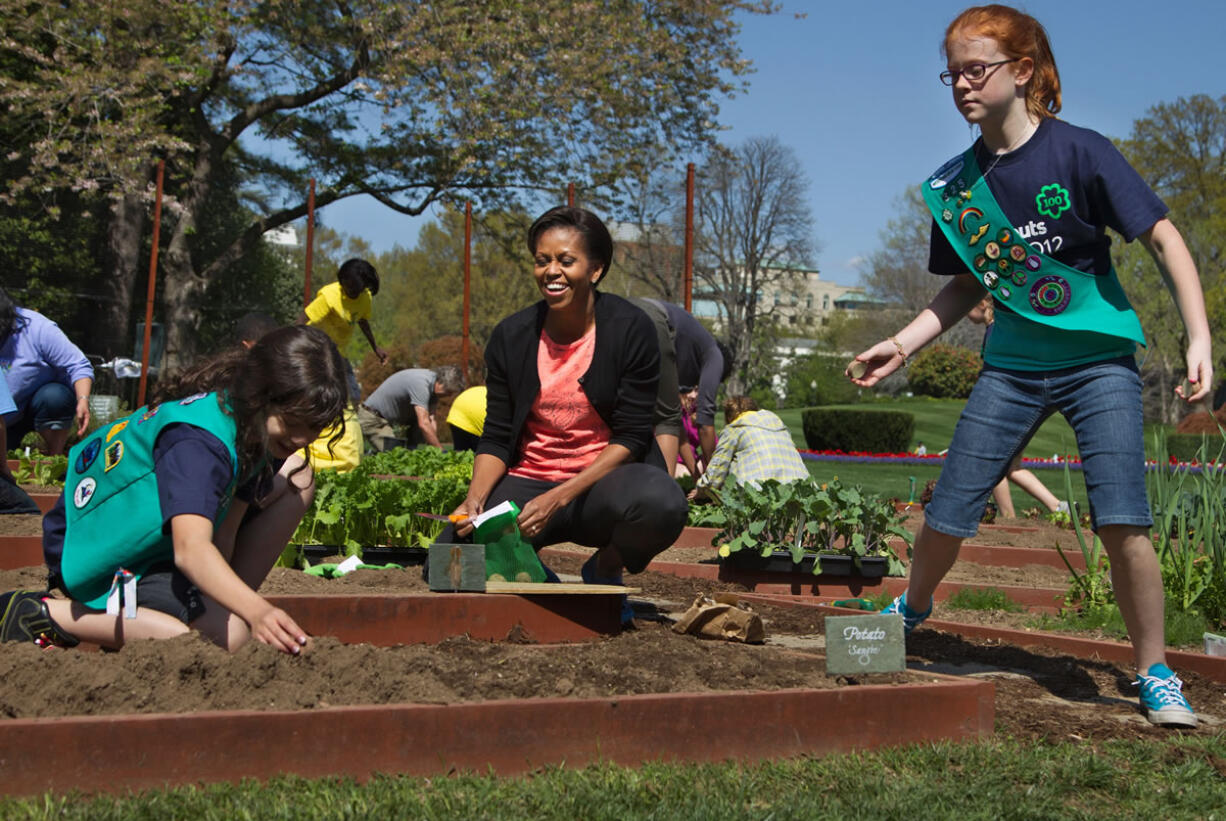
[939,58,1019,86]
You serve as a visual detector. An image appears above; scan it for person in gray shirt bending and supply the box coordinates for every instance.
[359,365,465,450]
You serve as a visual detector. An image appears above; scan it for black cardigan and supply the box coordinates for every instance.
[477,292,665,470]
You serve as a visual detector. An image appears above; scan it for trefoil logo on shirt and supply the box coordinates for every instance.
[1035,183,1071,219]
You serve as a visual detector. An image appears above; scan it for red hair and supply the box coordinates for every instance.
[944,4,1061,120]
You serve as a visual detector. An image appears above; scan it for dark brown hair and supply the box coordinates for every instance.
[153,326,347,482]
[944,4,1062,120]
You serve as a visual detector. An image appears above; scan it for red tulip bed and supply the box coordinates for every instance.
[800,449,1220,472]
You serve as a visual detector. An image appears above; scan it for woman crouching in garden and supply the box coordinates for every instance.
[443,206,688,624]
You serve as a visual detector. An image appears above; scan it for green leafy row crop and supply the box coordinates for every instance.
[5,451,67,487]
[290,449,474,555]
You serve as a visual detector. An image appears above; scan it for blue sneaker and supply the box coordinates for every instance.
[1135,664,1198,727]
[881,592,932,635]
[581,554,634,625]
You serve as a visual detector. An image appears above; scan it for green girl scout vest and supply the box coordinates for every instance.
[60,392,239,609]
[923,148,1145,347]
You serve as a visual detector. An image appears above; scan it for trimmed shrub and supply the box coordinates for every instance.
[802,408,915,453]
[1166,433,1226,464]
[906,343,981,399]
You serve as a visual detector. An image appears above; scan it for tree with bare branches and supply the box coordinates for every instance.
[692,136,815,393]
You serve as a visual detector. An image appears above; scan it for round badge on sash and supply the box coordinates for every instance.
[1030,275,1072,316]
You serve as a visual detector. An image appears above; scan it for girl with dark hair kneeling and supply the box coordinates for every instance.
[444,206,688,624]
[0,326,348,655]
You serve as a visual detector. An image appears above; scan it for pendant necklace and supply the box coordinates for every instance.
[981,120,1038,178]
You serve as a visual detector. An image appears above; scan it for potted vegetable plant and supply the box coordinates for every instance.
[710,478,911,577]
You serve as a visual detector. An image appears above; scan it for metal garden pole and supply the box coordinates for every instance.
[136,160,165,408]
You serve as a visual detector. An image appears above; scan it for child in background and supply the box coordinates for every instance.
[0,326,348,654]
[675,388,704,479]
[300,258,388,402]
[848,4,1212,726]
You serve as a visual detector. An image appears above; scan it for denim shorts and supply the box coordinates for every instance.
[7,381,75,442]
[924,356,1152,538]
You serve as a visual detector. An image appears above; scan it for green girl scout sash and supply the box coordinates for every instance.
[922,148,1145,347]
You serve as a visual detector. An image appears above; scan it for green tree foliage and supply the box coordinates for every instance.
[906,343,981,399]
[1115,94,1226,422]
[857,188,983,353]
[0,0,771,365]
[780,351,860,408]
[367,208,539,360]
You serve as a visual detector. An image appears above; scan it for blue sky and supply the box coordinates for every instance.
[315,1,1226,287]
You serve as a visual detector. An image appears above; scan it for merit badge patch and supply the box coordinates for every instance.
[138,405,161,424]
[104,441,124,472]
[105,420,129,442]
[929,156,965,189]
[957,207,983,233]
[73,477,97,509]
[1030,275,1072,316]
[75,438,102,474]
[179,393,208,406]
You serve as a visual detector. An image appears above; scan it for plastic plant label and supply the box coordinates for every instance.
[333,555,364,577]
[1205,632,1226,658]
[824,614,906,675]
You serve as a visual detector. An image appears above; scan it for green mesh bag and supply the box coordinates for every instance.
[473,501,547,583]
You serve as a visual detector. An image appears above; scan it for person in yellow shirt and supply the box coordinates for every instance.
[446,385,487,451]
[299,259,388,402]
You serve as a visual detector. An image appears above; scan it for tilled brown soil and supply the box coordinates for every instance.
[1,513,1224,742]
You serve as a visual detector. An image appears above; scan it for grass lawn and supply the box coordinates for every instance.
[775,398,1173,461]
[9,735,1223,819]
[798,457,1090,512]
[767,400,1099,510]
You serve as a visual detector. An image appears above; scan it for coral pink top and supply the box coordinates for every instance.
[509,327,611,482]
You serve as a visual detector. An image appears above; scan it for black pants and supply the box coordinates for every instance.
[449,425,480,453]
[0,473,38,515]
[440,463,687,574]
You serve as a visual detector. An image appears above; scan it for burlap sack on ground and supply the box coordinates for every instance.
[671,592,765,643]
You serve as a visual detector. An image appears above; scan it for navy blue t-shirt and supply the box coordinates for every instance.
[928,118,1166,369]
[929,117,1166,276]
[43,424,262,569]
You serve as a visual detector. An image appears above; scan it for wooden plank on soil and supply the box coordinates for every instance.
[0,679,994,797]
[741,596,1226,685]
[485,581,639,595]
[0,535,43,569]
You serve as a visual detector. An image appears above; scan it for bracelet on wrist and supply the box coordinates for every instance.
[888,336,908,361]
